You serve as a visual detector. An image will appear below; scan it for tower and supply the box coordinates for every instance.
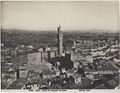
[73,40,77,48]
[57,25,63,56]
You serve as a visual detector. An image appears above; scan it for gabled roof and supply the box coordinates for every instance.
[106,79,119,88]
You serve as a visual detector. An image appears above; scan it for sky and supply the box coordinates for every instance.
[1,1,119,32]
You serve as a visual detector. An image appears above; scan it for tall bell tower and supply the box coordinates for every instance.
[57,25,63,56]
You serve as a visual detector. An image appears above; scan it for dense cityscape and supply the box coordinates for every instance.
[1,25,120,90]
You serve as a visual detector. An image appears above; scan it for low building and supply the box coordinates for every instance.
[55,69,61,76]
[50,51,57,59]
[26,45,33,49]
[17,65,28,79]
[70,77,92,89]
[60,72,67,79]
[61,68,66,73]
[66,69,74,77]
[42,70,56,79]
[71,52,81,62]
[84,52,93,63]
[1,69,17,89]
[73,72,82,83]
[84,69,96,80]
[73,60,80,68]
[25,70,43,89]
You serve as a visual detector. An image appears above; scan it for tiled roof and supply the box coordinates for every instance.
[106,79,119,88]
[43,70,56,75]
[70,77,92,89]
[66,69,74,73]
[113,77,119,83]
[84,68,96,72]
[73,72,82,78]
[97,63,119,71]
[94,84,107,89]
[8,78,26,89]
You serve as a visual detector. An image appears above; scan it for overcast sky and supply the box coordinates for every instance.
[1,1,119,32]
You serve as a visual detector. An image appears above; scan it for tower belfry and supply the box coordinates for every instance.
[57,25,63,56]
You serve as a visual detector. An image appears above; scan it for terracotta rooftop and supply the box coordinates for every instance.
[43,70,56,75]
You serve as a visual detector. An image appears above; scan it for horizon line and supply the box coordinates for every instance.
[1,28,119,33]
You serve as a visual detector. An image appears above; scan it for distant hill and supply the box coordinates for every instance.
[1,29,119,48]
